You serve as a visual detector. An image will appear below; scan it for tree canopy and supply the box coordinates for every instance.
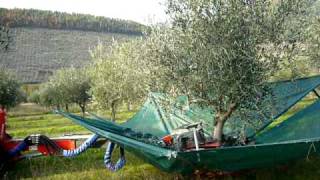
[38,68,91,113]
[143,0,315,142]
[0,69,23,108]
[90,40,152,121]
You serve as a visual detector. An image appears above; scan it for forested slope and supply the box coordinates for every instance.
[0,8,144,83]
[0,27,134,83]
[0,8,145,35]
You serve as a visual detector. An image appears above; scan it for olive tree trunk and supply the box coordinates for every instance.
[65,104,69,112]
[111,101,117,122]
[213,119,225,143]
[212,103,237,143]
[78,103,86,116]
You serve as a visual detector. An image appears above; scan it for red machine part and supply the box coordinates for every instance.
[0,107,7,140]
[0,106,77,156]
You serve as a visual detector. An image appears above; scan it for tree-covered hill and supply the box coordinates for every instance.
[0,8,146,35]
[0,27,135,83]
[0,8,145,84]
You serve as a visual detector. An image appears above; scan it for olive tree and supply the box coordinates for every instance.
[28,90,41,104]
[39,68,91,113]
[57,68,91,114]
[146,0,313,142]
[90,41,151,121]
[39,82,63,109]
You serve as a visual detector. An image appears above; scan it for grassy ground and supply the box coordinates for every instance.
[4,104,177,180]
[3,101,320,179]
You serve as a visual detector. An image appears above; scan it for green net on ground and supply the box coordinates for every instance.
[58,75,320,173]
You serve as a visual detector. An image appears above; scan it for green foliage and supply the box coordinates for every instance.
[0,69,22,108]
[38,68,91,112]
[28,90,41,104]
[0,8,145,35]
[90,40,152,120]
[38,83,62,108]
[306,6,320,74]
[144,0,314,141]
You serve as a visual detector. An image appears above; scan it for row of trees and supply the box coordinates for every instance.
[29,68,91,114]
[28,0,320,142]
[0,8,145,35]
[29,40,153,120]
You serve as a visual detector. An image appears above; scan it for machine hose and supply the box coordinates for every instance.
[63,134,99,157]
[8,137,28,157]
[104,142,126,172]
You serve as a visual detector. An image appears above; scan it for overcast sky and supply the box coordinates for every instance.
[0,0,168,24]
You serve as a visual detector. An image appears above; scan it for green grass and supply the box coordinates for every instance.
[3,149,176,180]
[3,102,320,179]
[7,112,88,138]
[5,103,176,180]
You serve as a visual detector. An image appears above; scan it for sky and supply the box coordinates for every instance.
[0,0,168,25]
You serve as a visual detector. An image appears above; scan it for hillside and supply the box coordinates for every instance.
[0,8,144,83]
[0,27,135,83]
[0,8,146,35]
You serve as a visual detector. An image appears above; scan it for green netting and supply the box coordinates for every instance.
[251,75,320,135]
[225,75,320,138]
[58,75,320,173]
[122,93,213,137]
[256,99,320,143]
[123,75,320,139]
[59,111,320,173]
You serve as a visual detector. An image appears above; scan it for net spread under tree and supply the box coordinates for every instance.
[144,0,315,143]
[58,75,320,173]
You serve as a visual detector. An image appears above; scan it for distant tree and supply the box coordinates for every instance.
[56,68,91,114]
[39,68,91,113]
[0,69,22,108]
[28,90,41,104]
[39,82,63,109]
[90,40,151,121]
[145,0,313,143]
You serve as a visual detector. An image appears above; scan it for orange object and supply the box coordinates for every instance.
[162,135,173,145]
[200,142,221,149]
[37,140,76,155]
